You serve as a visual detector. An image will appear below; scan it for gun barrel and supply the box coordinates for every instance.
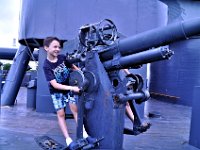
[103,46,173,71]
[100,18,200,61]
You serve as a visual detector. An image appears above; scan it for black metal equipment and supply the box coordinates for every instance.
[65,18,200,149]
[66,19,200,149]
[66,19,172,149]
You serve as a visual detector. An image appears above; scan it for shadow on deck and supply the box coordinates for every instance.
[0,87,199,150]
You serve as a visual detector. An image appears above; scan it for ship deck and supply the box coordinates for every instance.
[0,87,199,150]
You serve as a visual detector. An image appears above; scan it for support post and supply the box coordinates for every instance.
[1,45,33,106]
[76,94,84,139]
[189,86,200,148]
[0,68,2,108]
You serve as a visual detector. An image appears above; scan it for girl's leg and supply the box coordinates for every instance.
[125,102,135,124]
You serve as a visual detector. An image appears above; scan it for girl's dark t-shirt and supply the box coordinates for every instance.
[43,54,72,94]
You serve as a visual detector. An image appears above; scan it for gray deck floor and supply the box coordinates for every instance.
[0,87,199,150]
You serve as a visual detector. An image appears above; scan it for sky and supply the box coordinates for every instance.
[0,0,37,69]
[0,0,21,47]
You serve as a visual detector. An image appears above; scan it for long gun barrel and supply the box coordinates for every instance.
[0,47,38,60]
[99,18,200,61]
[103,46,173,71]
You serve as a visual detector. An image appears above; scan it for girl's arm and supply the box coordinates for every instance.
[123,69,130,75]
[72,64,79,71]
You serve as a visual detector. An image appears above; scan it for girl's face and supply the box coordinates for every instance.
[44,40,61,57]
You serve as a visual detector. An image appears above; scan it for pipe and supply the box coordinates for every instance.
[0,47,38,60]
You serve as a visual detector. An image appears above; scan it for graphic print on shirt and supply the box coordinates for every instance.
[53,62,70,83]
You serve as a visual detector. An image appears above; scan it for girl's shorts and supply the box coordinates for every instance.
[51,92,78,111]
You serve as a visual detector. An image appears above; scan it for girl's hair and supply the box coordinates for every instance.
[43,36,60,47]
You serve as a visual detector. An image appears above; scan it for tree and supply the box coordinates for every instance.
[3,63,11,71]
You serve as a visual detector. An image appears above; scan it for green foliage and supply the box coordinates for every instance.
[3,63,11,70]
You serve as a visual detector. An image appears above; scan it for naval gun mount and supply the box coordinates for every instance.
[64,17,200,149]
[64,19,174,149]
